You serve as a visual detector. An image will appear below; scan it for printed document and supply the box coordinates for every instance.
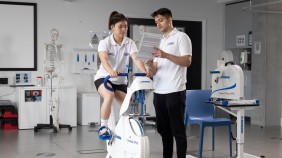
[137,32,162,61]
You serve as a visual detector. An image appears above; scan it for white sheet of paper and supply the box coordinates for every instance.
[137,32,162,61]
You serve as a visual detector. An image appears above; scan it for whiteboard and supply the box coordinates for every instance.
[0,1,37,71]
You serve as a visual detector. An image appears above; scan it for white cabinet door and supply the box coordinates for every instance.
[16,87,48,129]
[16,86,77,129]
[78,92,100,125]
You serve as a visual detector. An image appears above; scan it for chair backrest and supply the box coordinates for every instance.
[186,90,213,119]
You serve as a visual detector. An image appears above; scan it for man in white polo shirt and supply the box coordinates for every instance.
[146,8,192,158]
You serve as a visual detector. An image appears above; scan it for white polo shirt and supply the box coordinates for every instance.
[94,34,137,84]
[153,28,192,94]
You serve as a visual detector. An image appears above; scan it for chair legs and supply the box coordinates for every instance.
[229,124,232,158]
[199,124,204,158]
[184,113,188,127]
[212,126,215,151]
[198,124,232,158]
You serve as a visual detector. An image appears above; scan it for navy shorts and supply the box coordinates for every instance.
[94,78,127,93]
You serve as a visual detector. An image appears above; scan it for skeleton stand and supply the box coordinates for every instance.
[34,29,72,133]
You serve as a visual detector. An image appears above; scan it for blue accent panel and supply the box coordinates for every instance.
[134,73,146,76]
[76,54,79,62]
[98,126,112,140]
[241,116,244,133]
[210,70,220,74]
[212,83,236,94]
[222,100,229,106]
[118,73,128,77]
[220,76,230,79]
[139,90,144,106]
[103,73,145,92]
[133,92,137,102]
[139,90,144,116]
[126,65,132,73]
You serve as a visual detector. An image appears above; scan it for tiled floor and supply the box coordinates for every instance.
[0,123,281,158]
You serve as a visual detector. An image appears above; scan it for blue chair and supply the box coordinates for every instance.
[184,90,232,158]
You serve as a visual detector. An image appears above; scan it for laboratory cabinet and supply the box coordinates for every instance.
[77,92,100,125]
[15,86,77,129]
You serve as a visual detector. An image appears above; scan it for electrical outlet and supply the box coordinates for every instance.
[236,35,246,47]
[254,41,261,54]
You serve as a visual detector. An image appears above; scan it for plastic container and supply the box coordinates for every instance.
[36,76,43,86]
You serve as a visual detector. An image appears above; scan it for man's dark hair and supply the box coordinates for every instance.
[151,8,172,18]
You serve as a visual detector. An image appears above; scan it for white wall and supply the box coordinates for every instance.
[0,0,225,103]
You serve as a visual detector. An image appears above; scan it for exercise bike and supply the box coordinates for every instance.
[98,73,153,158]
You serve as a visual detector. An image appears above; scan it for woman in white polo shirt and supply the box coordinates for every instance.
[94,11,150,137]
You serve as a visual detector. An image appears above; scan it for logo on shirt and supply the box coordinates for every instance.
[124,52,130,56]
[167,42,174,46]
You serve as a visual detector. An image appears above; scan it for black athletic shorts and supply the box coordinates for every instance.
[94,78,127,93]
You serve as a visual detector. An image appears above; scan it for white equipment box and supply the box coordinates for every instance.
[77,92,100,125]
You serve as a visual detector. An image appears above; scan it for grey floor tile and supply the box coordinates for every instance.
[0,153,22,158]
[0,124,281,158]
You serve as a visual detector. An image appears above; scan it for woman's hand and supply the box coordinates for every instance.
[109,70,119,77]
[145,59,155,76]
[145,70,153,78]
[145,59,154,69]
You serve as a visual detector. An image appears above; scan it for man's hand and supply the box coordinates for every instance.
[151,47,192,67]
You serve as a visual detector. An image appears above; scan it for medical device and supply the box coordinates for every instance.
[240,50,249,64]
[206,50,261,158]
[99,73,153,158]
[210,54,258,105]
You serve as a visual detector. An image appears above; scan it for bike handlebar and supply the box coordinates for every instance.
[103,73,147,92]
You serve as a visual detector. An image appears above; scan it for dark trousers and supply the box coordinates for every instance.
[153,91,187,158]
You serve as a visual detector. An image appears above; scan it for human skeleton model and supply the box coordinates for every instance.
[43,28,64,131]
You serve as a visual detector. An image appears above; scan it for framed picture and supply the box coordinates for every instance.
[0,1,37,71]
